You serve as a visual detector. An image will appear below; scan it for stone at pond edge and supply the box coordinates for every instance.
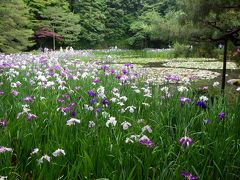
[227,79,240,86]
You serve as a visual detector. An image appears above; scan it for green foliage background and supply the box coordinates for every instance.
[0,0,239,55]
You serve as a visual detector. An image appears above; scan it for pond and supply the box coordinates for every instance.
[102,56,240,85]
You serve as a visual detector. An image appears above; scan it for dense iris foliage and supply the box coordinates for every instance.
[0,51,240,179]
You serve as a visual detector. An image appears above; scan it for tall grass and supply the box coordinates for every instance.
[93,49,175,59]
[0,52,239,179]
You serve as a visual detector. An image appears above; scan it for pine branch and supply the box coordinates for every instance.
[203,21,224,32]
[222,4,240,9]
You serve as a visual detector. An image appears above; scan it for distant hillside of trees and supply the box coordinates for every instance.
[0,0,239,53]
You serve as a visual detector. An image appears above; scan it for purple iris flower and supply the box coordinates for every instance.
[218,112,225,119]
[125,63,133,68]
[0,91,4,95]
[70,111,76,117]
[23,96,34,102]
[39,56,47,64]
[90,98,96,105]
[12,90,19,96]
[196,100,208,109]
[16,81,21,87]
[122,69,128,74]
[58,98,65,103]
[87,90,96,97]
[0,119,7,128]
[180,97,192,105]
[164,74,181,82]
[69,102,76,107]
[61,94,69,99]
[68,75,74,80]
[181,171,199,180]
[139,139,154,148]
[178,136,193,148]
[27,113,37,121]
[116,75,122,80]
[92,78,100,84]
[102,99,110,106]
[120,75,128,83]
[101,65,109,71]
[94,108,101,113]
[110,69,115,74]
[62,106,71,113]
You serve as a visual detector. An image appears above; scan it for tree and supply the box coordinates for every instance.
[128,0,179,48]
[121,0,144,21]
[0,0,34,53]
[23,0,48,20]
[66,0,77,12]
[142,0,176,15]
[177,0,240,43]
[104,0,126,46]
[24,0,80,49]
[34,27,64,49]
[40,6,81,49]
[177,0,240,90]
[150,10,185,43]
[121,0,144,36]
[23,0,70,29]
[128,11,160,48]
[73,0,106,48]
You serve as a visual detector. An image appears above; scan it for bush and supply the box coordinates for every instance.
[173,42,224,58]
[173,42,192,57]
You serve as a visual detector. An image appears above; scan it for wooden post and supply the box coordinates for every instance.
[53,34,55,51]
[53,27,55,51]
[221,39,228,92]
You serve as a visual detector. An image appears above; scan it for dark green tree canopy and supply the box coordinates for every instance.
[177,0,240,44]
[40,6,81,47]
[1,0,239,52]
[0,0,34,53]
